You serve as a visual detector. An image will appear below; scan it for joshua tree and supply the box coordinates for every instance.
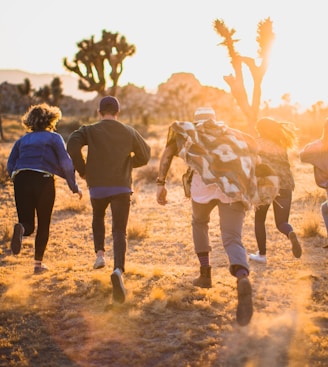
[63,30,136,96]
[34,85,51,104]
[17,78,32,96]
[213,18,275,133]
[32,77,63,106]
[50,77,63,106]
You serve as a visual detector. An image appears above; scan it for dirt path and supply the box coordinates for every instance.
[0,157,327,366]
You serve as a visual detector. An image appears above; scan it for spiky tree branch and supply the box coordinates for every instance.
[213,18,275,132]
[63,30,136,96]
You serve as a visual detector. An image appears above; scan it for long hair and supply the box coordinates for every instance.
[256,117,297,149]
[22,103,62,132]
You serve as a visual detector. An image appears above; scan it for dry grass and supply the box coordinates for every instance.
[0,121,327,366]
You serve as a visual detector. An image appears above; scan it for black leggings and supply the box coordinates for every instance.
[254,188,293,255]
[14,170,55,261]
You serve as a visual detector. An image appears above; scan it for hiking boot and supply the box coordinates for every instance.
[192,266,212,288]
[111,268,126,304]
[34,263,49,274]
[249,251,267,264]
[236,276,253,326]
[10,223,24,255]
[288,231,302,258]
[93,255,106,269]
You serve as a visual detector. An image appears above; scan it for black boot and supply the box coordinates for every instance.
[192,266,212,288]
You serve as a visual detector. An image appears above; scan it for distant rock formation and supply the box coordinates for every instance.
[0,69,97,101]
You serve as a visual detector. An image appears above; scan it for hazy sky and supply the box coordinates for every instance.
[1,0,327,109]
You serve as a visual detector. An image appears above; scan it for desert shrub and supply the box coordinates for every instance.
[0,160,10,185]
[56,119,82,141]
[133,164,158,185]
[0,222,11,245]
[302,210,321,237]
[128,220,148,240]
[302,189,326,204]
[299,189,325,237]
[58,201,87,213]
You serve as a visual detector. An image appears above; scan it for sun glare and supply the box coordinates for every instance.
[0,1,327,109]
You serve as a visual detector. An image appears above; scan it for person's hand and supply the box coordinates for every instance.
[157,185,167,205]
[76,188,82,200]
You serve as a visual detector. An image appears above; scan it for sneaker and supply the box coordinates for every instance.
[34,263,49,274]
[93,256,106,269]
[111,268,126,304]
[236,277,253,326]
[249,251,267,264]
[288,231,302,258]
[10,223,24,255]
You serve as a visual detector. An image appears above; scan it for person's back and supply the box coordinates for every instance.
[7,103,82,274]
[156,107,254,326]
[67,96,150,304]
[249,117,302,264]
[68,119,144,187]
[300,118,328,236]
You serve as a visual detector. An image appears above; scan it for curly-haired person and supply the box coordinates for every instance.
[7,103,82,274]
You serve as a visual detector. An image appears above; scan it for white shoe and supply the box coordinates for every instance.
[93,256,106,269]
[111,268,126,304]
[249,251,267,264]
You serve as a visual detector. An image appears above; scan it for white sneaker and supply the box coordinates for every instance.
[93,256,106,269]
[111,268,126,304]
[249,251,267,264]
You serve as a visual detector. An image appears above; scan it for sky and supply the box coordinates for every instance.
[1,0,327,109]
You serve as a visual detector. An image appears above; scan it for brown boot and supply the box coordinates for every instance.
[192,266,212,288]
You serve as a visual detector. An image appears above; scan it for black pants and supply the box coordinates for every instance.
[14,170,55,261]
[254,188,293,255]
[91,193,131,272]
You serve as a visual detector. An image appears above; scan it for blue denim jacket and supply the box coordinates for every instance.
[7,131,79,193]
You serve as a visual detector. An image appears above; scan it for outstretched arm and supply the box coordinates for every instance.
[156,143,176,205]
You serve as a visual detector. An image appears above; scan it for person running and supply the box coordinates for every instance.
[249,117,302,264]
[300,118,328,237]
[156,107,257,326]
[67,96,150,304]
[7,103,82,274]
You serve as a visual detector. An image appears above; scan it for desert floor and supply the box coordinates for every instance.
[0,123,327,367]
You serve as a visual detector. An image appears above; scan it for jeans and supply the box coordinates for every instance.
[91,193,131,272]
[254,188,293,255]
[191,199,249,276]
[14,170,55,261]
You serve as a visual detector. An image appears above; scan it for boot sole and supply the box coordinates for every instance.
[289,232,302,258]
[111,271,126,304]
[11,223,23,255]
[236,277,253,326]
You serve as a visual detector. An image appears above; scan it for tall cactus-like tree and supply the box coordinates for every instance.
[17,78,32,96]
[63,30,136,96]
[213,18,275,132]
[50,77,63,106]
